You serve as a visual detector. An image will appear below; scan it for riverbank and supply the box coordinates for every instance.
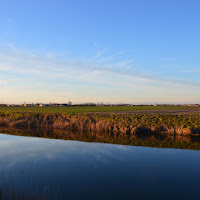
[1,126,200,150]
[0,112,200,136]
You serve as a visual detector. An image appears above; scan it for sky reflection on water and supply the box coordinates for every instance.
[0,133,200,200]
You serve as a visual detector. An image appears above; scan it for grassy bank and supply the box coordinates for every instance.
[0,111,200,136]
[1,126,200,150]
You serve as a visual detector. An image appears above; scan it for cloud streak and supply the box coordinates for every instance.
[0,45,200,103]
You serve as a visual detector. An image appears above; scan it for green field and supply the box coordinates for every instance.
[0,106,196,114]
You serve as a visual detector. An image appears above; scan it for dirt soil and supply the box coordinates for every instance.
[94,108,200,115]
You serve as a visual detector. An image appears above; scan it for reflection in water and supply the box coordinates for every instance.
[0,129,200,199]
[0,126,200,150]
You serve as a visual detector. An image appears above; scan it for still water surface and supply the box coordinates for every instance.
[0,133,200,199]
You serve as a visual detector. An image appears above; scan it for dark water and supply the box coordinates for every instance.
[1,133,200,199]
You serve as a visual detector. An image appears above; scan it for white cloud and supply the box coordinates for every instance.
[0,45,200,103]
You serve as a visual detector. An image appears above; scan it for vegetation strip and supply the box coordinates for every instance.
[1,126,200,150]
[0,106,198,113]
[0,111,200,136]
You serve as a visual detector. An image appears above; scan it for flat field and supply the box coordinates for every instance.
[0,106,199,114]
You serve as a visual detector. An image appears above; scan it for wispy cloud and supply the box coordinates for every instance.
[0,44,200,103]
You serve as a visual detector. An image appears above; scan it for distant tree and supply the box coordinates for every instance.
[68,101,72,106]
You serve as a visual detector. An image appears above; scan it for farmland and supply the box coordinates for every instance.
[0,105,199,114]
[0,106,200,138]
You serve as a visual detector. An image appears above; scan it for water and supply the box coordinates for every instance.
[0,133,200,200]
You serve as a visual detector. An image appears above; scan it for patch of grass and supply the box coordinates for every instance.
[0,111,200,132]
[0,106,197,114]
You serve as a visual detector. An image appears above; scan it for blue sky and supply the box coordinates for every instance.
[0,0,200,104]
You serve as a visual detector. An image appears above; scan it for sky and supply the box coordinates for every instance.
[0,0,200,104]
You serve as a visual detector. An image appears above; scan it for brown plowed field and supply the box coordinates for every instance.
[94,108,200,114]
